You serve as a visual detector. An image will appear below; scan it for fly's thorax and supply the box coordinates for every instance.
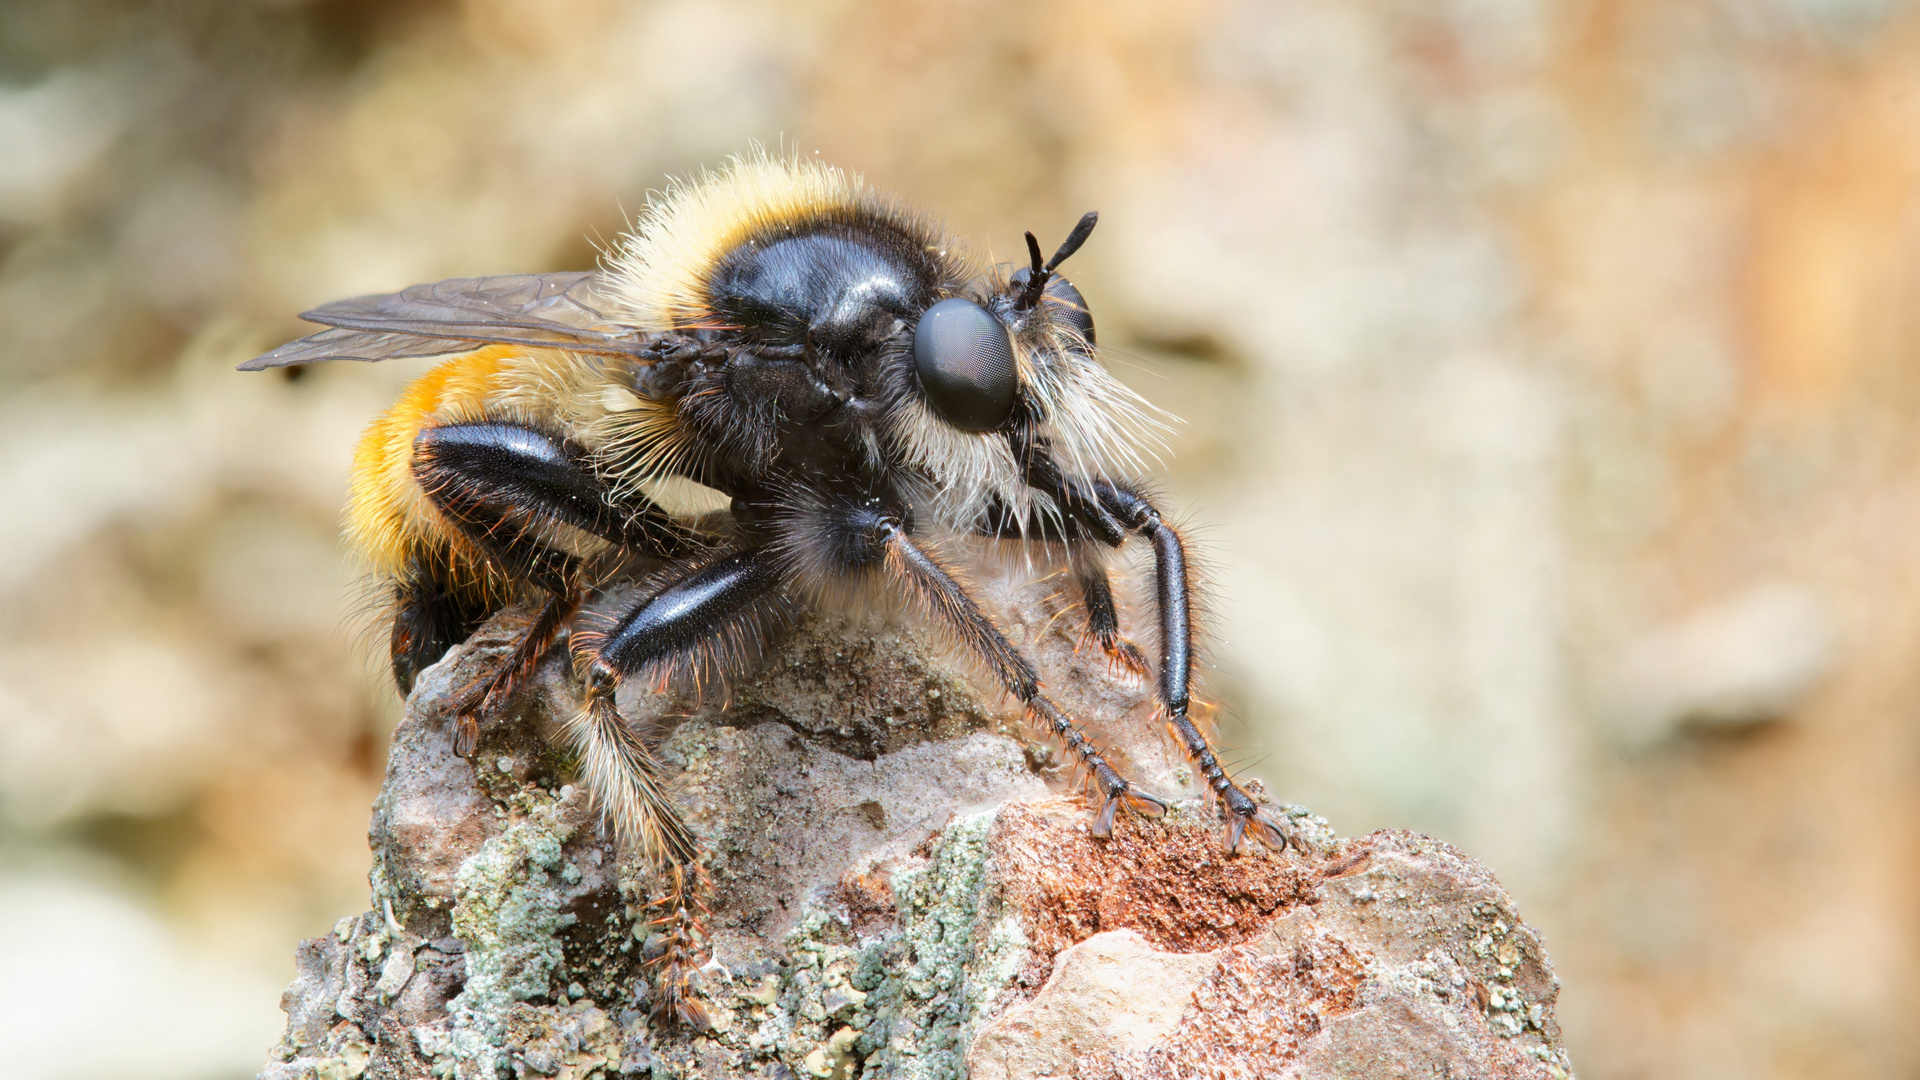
[605,153,970,339]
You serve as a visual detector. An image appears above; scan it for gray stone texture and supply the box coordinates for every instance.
[262,598,1572,1079]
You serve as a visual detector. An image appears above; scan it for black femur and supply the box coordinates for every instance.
[913,298,1018,432]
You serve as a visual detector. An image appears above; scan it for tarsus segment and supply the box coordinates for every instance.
[1093,481,1296,854]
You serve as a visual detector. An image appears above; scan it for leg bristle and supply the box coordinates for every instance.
[641,864,713,1029]
[1101,637,1152,682]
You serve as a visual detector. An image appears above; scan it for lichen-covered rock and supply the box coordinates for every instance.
[262,592,1575,1079]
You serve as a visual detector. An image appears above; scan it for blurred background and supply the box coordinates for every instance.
[2,0,1918,1076]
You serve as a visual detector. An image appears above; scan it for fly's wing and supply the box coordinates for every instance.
[241,327,493,368]
[237,271,653,370]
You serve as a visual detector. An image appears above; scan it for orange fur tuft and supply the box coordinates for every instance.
[344,344,582,591]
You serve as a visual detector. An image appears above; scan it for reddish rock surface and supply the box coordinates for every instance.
[971,812,1572,1080]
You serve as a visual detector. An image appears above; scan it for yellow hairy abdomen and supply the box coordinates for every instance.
[344,346,521,576]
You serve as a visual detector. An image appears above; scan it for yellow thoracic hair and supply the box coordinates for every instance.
[604,152,947,332]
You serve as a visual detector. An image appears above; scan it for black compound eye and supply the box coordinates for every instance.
[1009,268,1095,346]
[1045,275,1094,346]
[913,298,1018,432]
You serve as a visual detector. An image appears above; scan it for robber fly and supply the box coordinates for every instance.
[241,153,1295,1025]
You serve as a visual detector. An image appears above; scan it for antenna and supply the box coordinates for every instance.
[1015,211,1098,311]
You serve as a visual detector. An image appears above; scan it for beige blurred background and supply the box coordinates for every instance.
[3,0,1919,1076]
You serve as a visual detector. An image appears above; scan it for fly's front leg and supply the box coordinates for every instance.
[1075,560,1151,681]
[1093,481,1299,855]
[837,500,1168,834]
[570,549,789,1028]
[974,497,1149,683]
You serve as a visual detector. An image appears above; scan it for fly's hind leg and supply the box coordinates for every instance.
[401,418,745,1026]
[411,420,693,754]
[570,685,708,1026]
[571,548,789,1027]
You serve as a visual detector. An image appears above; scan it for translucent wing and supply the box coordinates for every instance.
[240,327,495,368]
[238,272,653,370]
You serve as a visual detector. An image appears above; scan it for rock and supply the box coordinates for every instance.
[261,582,1576,1079]
[964,930,1219,1075]
[971,830,1572,1079]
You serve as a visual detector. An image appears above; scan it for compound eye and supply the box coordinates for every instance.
[913,298,1018,432]
[1046,275,1095,346]
[1009,269,1095,346]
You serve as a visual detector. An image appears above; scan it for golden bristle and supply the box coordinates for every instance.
[564,697,700,867]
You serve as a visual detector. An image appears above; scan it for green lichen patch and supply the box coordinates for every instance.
[617,808,1031,1078]
[715,809,1029,1080]
[441,794,586,1080]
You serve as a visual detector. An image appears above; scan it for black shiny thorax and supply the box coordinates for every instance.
[706,223,942,358]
